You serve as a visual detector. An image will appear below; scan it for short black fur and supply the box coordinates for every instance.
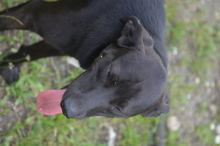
[0,0,169,119]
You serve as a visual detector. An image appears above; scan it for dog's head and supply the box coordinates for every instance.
[59,16,169,119]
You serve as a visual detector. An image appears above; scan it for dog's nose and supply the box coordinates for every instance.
[60,98,75,118]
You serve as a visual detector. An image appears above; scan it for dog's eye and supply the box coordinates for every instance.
[107,70,119,84]
[99,53,105,59]
[116,107,121,112]
[119,101,128,108]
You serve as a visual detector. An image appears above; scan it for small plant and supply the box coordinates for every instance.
[0,15,23,25]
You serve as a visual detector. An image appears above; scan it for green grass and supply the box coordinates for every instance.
[165,0,220,146]
[1,0,220,145]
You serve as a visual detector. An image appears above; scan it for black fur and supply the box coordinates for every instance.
[0,0,169,119]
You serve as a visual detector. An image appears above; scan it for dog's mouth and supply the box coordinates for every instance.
[36,90,66,115]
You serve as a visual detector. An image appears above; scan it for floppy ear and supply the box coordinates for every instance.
[141,92,170,117]
[117,16,154,49]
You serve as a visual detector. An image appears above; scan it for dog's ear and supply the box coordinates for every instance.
[141,92,170,117]
[117,16,154,50]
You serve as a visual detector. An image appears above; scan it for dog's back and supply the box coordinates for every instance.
[14,0,166,68]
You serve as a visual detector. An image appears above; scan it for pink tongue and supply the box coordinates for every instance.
[36,90,66,115]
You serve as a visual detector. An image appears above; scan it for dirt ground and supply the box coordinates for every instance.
[0,0,220,145]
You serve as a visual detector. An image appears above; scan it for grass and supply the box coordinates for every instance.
[1,0,220,145]
[0,15,24,25]
[165,0,220,145]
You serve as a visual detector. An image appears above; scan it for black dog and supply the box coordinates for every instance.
[0,0,169,119]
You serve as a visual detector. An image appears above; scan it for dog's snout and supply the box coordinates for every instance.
[60,100,67,117]
[61,98,75,118]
